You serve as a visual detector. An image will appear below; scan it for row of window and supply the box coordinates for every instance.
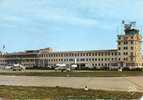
[118,52,133,56]
[118,57,133,61]
[47,63,111,67]
[43,57,134,62]
[118,46,134,50]
[40,52,118,58]
[0,59,36,63]
[42,58,117,62]
[41,63,143,67]
[118,36,134,40]
[0,60,6,63]
[118,41,134,45]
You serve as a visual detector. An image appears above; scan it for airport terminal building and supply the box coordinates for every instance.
[0,22,142,69]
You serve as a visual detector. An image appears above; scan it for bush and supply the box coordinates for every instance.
[26,67,54,70]
[122,67,143,71]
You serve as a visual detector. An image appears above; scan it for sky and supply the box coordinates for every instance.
[0,0,143,52]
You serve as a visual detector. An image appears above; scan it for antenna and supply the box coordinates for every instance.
[2,44,6,54]
[121,20,125,35]
[137,24,143,35]
[130,21,136,28]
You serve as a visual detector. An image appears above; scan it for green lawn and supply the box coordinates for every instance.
[0,71,143,77]
[0,85,142,99]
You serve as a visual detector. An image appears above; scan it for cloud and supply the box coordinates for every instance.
[0,0,143,52]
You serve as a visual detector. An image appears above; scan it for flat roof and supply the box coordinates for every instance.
[50,49,118,53]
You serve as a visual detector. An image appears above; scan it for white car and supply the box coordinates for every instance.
[5,65,13,70]
[12,64,26,71]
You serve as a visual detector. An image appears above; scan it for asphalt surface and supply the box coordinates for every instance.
[0,75,143,92]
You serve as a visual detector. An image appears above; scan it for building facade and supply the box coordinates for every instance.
[0,22,142,69]
[0,50,39,68]
[38,48,118,68]
[117,28,142,68]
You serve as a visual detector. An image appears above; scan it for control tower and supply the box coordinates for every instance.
[117,21,142,68]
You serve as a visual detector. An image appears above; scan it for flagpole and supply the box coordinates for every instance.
[2,45,6,66]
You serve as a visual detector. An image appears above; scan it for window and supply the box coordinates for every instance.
[105,52,107,56]
[131,36,134,39]
[131,47,134,50]
[92,58,94,61]
[118,41,121,45]
[131,58,133,61]
[131,41,134,44]
[124,41,128,45]
[69,59,74,61]
[65,54,68,57]
[86,58,88,61]
[102,63,104,66]
[92,53,94,56]
[124,52,128,55]
[101,58,103,61]
[123,58,128,61]
[131,52,133,56]
[101,53,104,56]
[77,59,79,62]
[112,53,114,56]
[83,53,85,56]
[124,47,128,50]
[80,59,85,61]
[98,53,100,56]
